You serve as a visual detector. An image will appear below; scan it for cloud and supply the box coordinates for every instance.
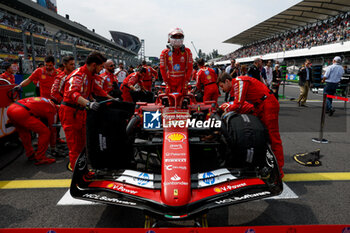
[57,0,301,57]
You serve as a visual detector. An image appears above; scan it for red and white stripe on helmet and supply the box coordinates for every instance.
[168,27,184,39]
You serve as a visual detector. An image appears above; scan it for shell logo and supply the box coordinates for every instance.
[107,183,114,188]
[206,75,212,80]
[167,133,186,142]
[214,187,222,193]
[41,75,46,80]
[33,97,41,101]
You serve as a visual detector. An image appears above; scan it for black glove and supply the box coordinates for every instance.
[12,85,22,92]
[86,101,100,111]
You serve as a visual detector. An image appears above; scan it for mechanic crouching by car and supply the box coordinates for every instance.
[195,58,219,102]
[121,67,147,102]
[60,52,114,171]
[160,27,193,93]
[218,73,284,178]
[7,97,58,165]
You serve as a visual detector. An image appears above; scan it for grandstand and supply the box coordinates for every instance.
[0,0,138,73]
[218,0,350,70]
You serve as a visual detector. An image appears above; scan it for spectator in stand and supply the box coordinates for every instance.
[272,64,282,99]
[0,62,15,84]
[248,58,263,82]
[297,59,312,107]
[322,56,344,116]
[265,60,273,88]
[15,56,58,99]
[115,63,128,87]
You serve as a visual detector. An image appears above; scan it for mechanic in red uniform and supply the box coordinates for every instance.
[0,62,15,84]
[160,28,193,93]
[60,52,114,171]
[121,67,147,102]
[15,56,59,99]
[7,97,57,165]
[195,58,219,102]
[51,56,75,103]
[218,73,284,178]
[141,60,158,92]
[99,59,119,94]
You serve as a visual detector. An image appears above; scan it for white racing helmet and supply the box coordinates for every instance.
[168,27,184,48]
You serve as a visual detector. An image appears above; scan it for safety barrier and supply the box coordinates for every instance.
[312,93,350,144]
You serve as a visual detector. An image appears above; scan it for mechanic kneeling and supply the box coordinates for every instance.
[218,73,284,178]
[7,97,57,165]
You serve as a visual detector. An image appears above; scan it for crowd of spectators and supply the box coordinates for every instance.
[0,8,104,56]
[221,12,350,61]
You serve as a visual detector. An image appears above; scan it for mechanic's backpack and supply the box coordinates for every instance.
[86,101,135,169]
[224,113,269,168]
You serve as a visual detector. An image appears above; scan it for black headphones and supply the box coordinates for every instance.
[166,44,185,53]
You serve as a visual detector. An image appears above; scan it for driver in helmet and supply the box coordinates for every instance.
[160,28,193,93]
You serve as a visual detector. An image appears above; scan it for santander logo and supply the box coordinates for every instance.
[170,174,181,181]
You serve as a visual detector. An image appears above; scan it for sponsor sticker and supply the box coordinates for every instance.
[205,70,210,75]
[174,189,178,196]
[174,64,180,71]
[136,173,150,186]
[82,193,137,206]
[202,172,215,185]
[143,110,161,129]
[215,191,271,204]
[170,144,183,150]
[180,56,185,62]
[171,174,181,181]
[214,182,247,193]
[164,158,186,162]
[166,133,186,142]
[106,183,138,194]
[166,165,187,171]
[165,152,186,156]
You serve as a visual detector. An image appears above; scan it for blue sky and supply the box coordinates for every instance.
[57,0,302,57]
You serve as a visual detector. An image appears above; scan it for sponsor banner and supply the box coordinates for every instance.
[0,24,21,32]
[0,225,348,232]
[197,169,237,187]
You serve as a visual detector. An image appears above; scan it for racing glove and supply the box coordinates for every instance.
[12,85,22,92]
[219,103,231,113]
[86,101,100,111]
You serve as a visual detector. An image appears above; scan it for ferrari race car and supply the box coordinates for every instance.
[70,91,283,225]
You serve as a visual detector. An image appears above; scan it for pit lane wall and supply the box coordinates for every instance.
[0,225,348,232]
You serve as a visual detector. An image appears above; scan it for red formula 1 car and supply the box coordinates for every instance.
[70,91,283,226]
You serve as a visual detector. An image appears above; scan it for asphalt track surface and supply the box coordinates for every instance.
[0,83,349,228]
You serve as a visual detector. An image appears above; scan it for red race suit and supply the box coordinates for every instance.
[121,72,144,102]
[226,76,284,176]
[142,65,158,91]
[99,71,118,94]
[60,64,108,170]
[196,67,219,102]
[0,71,15,84]
[7,97,57,160]
[160,47,193,93]
[29,67,59,99]
[51,70,70,103]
